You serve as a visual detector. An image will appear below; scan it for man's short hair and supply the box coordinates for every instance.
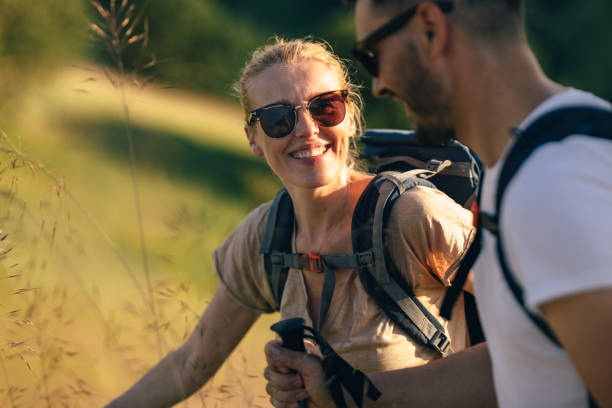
[346,0,524,45]
[344,0,521,11]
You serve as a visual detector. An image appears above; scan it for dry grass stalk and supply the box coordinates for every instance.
[0,0,270,405]
[0,130,147,306]
[88,1,165,364]
[0,131,142,406]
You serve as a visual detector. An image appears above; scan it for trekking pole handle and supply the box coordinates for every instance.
[270,318,308,408]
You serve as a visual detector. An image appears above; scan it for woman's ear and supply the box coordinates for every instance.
[244,125,264,157]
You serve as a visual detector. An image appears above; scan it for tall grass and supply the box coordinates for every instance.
[91,0,164,360]
[0,1,281,406]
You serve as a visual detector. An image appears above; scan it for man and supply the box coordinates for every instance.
[264,1,612,407]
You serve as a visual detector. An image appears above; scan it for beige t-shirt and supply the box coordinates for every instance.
[214,185,474,374]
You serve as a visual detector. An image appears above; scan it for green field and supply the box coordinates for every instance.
[0,64,282,407]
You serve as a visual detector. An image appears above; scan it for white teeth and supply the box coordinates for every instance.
[292,146,327,159]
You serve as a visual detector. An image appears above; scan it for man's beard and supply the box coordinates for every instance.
[400,42,455,146]
[414,124,455,146]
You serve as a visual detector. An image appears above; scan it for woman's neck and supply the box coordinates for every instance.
[290,171,373,254]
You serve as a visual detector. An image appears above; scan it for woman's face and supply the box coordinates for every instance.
[245,60,355,192]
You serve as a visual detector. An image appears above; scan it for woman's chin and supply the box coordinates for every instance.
[288,172,346,191]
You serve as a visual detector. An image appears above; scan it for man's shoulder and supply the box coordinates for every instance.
[502,87,612,206]
[520,87,611,130]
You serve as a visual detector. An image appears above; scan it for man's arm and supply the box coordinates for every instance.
[541,288,612,407]
[106,284,259,407]
[264,342,497,408]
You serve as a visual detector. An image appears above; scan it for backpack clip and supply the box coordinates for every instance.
[426,159,452,173]
[430,330,451,355]
[302,251,322,273]
[479,212,499,235]
[357,251,374,267]
[270,253,286,266]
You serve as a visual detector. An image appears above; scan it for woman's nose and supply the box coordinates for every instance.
[293,106,319,138]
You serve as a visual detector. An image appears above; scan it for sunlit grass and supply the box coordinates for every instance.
[29,65,248,152]
[0,63,281,406]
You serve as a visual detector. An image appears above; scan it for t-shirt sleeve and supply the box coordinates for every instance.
[386,186,474,289]
[502,135,612,311]
[212,201,279,313]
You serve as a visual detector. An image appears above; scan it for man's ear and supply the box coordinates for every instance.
[244,125,264,157]
[414,2,450,60]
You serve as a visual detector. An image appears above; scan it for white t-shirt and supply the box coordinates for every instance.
[474,88,612,408]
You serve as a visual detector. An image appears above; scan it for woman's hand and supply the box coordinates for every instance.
[263,340,337,408]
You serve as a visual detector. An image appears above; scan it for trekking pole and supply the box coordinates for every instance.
[270,318,308,408]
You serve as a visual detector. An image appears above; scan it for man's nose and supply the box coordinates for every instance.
[371,77,384,97]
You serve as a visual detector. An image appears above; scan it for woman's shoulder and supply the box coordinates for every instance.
[213,199,279,313]
[243,200,274,227]
[388,185,473,240]
[385,186,474,287]
[392,185,470,220]
[229,200,274,244]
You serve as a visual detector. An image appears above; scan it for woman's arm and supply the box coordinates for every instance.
[106,284,259,407]
[264,342,497,408]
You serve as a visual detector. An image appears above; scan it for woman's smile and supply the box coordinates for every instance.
[245,60,352,190]
[289,143,331,160]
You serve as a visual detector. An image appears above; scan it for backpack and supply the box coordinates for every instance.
[261,129,485,357]
[360,129,483,208]
[440,106,612,407]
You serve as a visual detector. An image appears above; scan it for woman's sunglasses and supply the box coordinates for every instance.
[247,90,349,139]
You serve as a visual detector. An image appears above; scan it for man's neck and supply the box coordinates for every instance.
[451,41,565,167]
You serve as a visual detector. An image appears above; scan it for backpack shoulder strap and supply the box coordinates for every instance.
[353,173,453,356]
[260,188,294,306]
[496,106,612,215]
[492,106,612,345]
[442,106,612,321]
[261,189,374,327]
[439,176,484,321]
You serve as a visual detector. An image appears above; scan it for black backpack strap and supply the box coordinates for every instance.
[260,190,347,329]
[462,292,485,345]
[490,106,611,408]
[268,251,374,331]
[489,106,612,346]
[440,170,484,320]
[261,188,375,330]
[354,173,453,356]
[260,189,294,306]
[496,106,612,213]
[312,328,382,408]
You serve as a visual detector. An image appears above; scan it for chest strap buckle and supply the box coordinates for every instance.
[302,251,322,273]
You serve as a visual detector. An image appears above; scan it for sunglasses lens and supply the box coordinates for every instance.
[254,91,347,138]
[309,93,347,127]
[353,48,378,77]
[259,106,295,138]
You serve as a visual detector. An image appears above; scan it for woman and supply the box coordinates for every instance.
[106,37,474,407]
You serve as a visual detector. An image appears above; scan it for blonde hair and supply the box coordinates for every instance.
[233,37,365,169]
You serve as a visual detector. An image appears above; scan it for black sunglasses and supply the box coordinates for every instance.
[352,1,454,77]
[248,90,349,139]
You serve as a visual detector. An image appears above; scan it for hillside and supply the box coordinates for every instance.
[0,64,281,407]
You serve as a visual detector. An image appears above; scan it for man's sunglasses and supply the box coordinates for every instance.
[352,1,454,77]
[248,90,349,139]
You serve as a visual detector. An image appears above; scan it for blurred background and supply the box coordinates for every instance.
[0,0,610,406]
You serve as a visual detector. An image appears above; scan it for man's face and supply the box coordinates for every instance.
[354,0,455,146]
